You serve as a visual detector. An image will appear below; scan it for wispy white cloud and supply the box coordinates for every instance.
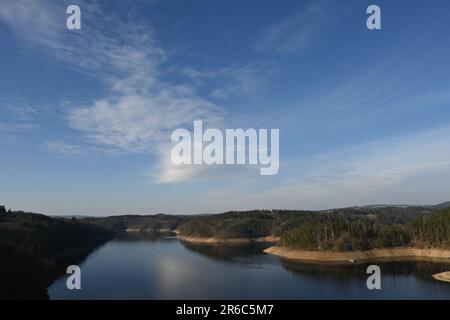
[271,56,450,134]
[44,141,91,157]
[0,96,39,143]
[210,64,272,99]
[43,141,122,158]
[181,67,220,79]
[0,0,164,88]
[68,85,221,154]
[253,0,330,55]
[0,0,223,182]
[0,96,37,121]
[149,144,199,184]
[182,63,274,99]
[0,123,36,131]
[0,122,37,144]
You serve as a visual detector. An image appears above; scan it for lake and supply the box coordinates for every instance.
[48,233,450,300]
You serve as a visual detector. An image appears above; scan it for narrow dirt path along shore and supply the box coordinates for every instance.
[264,246,450,264]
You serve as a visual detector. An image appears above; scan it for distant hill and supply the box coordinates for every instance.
[361,204,429,209]
[360,201,450,209]
[433,201,450,209]
[83,214,194,233]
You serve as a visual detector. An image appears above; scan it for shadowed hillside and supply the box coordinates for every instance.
[0,209,115,299]
[82,214,193,233]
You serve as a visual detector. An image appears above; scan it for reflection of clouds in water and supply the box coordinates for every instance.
[156,254,193,291]
[154,251,223,299]
[152,242,278,299]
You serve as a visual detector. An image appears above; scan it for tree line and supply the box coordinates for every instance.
[280,209,449,251]
[177,207,449,251]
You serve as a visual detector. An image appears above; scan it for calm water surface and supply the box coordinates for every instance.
[48,234,450,299]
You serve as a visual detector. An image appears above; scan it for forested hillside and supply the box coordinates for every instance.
[177,210,278,238]
[83,214,191,233]
[280,209,450,251]
[177,207,449,251]
[0,210,115,299]
[410,209,450,248]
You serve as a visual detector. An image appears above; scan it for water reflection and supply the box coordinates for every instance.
[280,259,450,284]
[180,241,272,263]
[115,232,176,243]
[47,235,450,300]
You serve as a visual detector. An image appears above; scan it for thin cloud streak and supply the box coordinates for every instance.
[253,0,331,55]
[181,63,275,100]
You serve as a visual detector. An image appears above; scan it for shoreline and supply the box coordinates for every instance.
[264,246,450,264]
[176,235,280,245]
[432,271,450,283]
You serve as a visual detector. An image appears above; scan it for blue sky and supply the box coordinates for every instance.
[1,0,450,215]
